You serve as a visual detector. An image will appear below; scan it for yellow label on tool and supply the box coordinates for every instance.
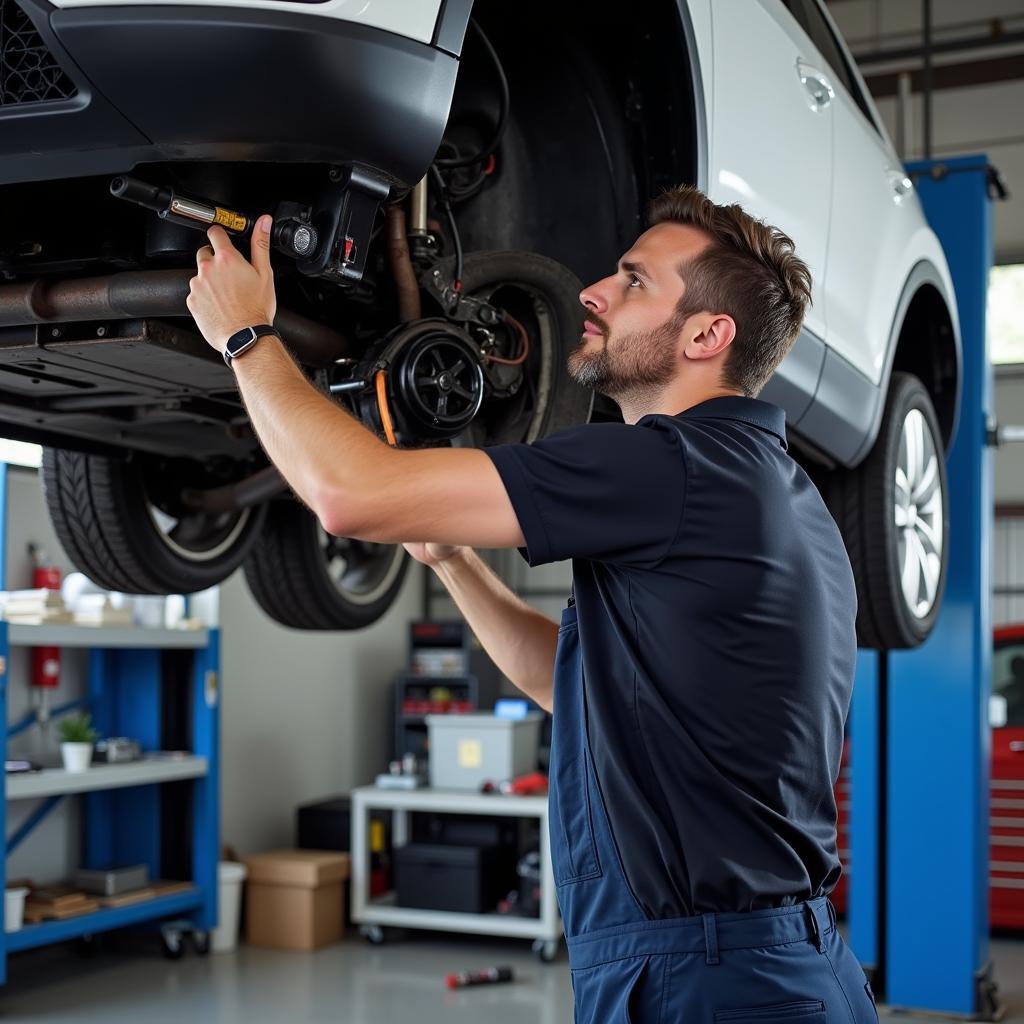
[370,819,384,854]
[214,207,248,232]
[457,739,482,769]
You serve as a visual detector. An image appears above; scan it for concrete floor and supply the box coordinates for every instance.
[1,931,1023,1022]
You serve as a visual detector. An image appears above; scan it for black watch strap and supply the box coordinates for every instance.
[223,324,280,366]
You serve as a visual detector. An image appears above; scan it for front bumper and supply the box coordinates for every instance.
[0,1,467,186]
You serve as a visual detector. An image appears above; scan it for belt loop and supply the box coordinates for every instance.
[804,902,824,954]
[702,912,720,966]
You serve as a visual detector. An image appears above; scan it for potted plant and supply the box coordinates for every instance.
[58,713,98,773]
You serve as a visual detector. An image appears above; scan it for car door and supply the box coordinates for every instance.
[709,0,832,349]
[793,0,914,386]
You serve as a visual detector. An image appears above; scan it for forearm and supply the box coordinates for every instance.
[432,549,559,712]
[230,335,389,522]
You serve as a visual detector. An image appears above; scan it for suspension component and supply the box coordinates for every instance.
[343,318,486,445]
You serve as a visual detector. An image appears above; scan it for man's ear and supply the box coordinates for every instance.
[682,313,736,361]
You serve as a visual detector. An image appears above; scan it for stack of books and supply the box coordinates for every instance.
[72,594,134,627]
[0,589,73,625]
[22,886,98,922]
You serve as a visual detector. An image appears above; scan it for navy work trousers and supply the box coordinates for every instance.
[551,606,877,1023]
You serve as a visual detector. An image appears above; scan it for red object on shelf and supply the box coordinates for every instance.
[30,561,62,690]
[499,772,548,796]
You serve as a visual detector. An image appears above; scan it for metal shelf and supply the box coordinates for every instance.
[364,893,546,939]
[5,888,202,953]
[351,786,561,951]
[6,624,209,649]
[7,756,208,801]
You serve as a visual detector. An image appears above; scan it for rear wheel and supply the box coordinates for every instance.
[41,449,266,594]
[826,372,949,649]
[243,499,410,631]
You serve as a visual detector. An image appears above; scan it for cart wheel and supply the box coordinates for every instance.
[190,930,211,956]
[161,927,185,960]
[360,924,386,945]
[532,938,559,963]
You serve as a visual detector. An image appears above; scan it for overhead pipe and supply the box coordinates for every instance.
[0,269,349,367]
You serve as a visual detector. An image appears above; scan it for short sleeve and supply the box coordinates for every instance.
[483,419,687,567]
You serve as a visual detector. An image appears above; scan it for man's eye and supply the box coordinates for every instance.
[628,274,642,288]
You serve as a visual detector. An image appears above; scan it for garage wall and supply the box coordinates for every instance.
[994,368,1024,627]
[2,465,423,879]
[218,564,421,856]
[4,467,87,885]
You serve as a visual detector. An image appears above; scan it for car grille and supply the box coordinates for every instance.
[1,0,77,106]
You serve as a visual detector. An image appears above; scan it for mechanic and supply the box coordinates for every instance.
[187,184,876,1022]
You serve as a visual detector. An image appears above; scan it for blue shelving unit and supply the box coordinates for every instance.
[0,461,221,984]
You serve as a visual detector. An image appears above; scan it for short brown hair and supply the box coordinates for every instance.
[647,185,812,397]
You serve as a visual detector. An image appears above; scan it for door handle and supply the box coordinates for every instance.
[796,59,834,110]
[887,168,914,200]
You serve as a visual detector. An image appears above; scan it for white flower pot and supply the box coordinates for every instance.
[61,742,93,773]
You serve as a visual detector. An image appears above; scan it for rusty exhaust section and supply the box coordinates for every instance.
[181,464,288,514]
[0,269,348,367]
[386,204,422,323]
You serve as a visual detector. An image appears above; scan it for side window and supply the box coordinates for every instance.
[993,641,1024,728]
[795,0,879,132]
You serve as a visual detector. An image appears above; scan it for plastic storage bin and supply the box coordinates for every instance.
[211,861,247,953]
[4,888,28,933]
[426,712,543,790]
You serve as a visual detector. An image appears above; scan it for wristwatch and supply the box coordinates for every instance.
[223,324,280,367]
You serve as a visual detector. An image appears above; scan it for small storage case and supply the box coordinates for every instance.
[426,712,543,790]
[394,842,514,914]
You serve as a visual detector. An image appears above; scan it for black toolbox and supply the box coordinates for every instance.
[394,842,516,914]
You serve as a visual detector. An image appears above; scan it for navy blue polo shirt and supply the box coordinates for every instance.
[484,396,857,918]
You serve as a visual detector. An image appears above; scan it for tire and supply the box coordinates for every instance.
[243,499,410,630]
[436,250,594,444]
[826,372,949,650]
[41,448,266,595]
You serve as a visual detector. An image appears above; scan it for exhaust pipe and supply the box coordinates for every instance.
[0,269,348,367]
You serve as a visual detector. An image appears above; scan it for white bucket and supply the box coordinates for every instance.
[60,742,93,773]
[211,861,247,953]
[5,887,29,932]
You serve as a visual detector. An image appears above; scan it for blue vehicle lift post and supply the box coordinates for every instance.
[848,154,1000,1017]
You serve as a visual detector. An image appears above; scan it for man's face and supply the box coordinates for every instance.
[570,222,711,400]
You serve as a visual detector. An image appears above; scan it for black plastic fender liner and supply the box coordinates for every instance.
[47,6,458,188]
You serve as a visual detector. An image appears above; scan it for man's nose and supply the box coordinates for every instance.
[579,281,608,314]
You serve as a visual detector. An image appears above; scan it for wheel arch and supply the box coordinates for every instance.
[848,260,962,466]
[453,0,704,287]
[891,273,961,453]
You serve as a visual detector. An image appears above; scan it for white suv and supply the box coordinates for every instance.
[0,0,958,647]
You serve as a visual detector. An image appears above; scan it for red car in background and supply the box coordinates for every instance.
[830,627,1024,930]
[991,625,1024,929]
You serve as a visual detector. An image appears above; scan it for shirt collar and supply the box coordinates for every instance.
[647,396,789,450]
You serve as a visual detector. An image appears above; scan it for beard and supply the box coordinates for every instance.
[568,310,686,407]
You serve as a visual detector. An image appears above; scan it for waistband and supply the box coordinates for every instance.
[566,897,835,971]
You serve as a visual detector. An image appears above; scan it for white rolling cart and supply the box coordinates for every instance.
[350,785,562,961]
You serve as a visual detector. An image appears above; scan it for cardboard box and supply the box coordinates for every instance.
[243,850,350,951]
